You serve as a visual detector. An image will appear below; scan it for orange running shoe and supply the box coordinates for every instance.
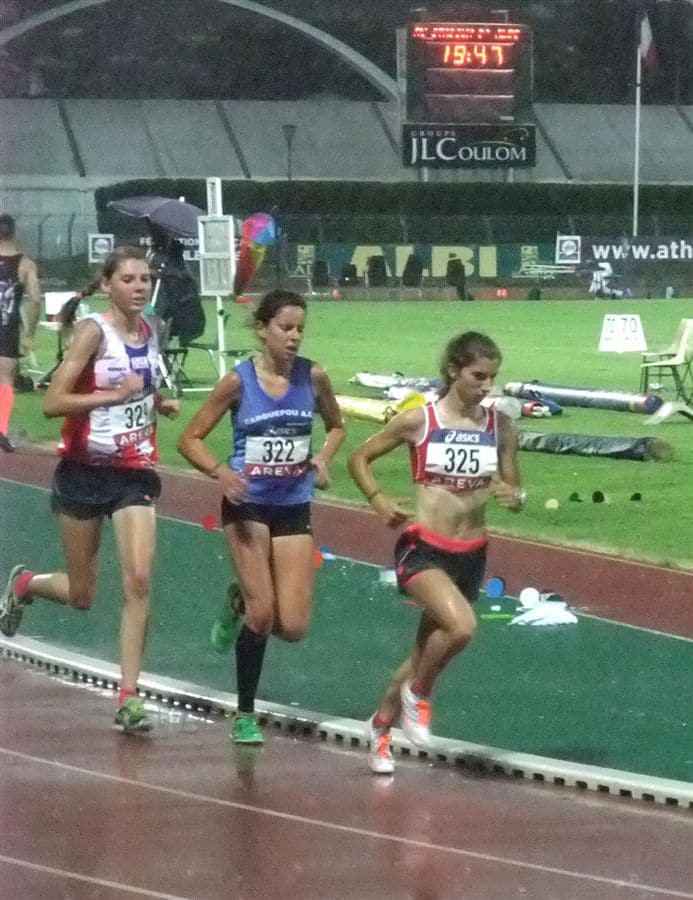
[399,679,432,748]
[365,715,395,774]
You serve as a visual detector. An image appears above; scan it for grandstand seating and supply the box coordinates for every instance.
[1,96,690,272]
[1,99,75,175]
[2,98,691,184]
[534,104,693,184]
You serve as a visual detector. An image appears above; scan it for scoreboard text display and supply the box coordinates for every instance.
[406,22,532,124]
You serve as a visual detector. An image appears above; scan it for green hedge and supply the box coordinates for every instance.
[95,180,693,245]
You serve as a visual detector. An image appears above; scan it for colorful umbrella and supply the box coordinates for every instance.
[234,213,276,294]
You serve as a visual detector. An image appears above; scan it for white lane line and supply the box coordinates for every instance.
[4,474,691,578]
[2,747,692,899]
[578,611,693,644]
[0,854,191,900]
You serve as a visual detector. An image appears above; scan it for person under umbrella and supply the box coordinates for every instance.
[108,196,205,240]
[146,224,204,346]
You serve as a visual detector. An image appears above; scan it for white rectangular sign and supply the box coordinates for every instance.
[198,215,235,296]
[88,233,114,264]
[555,234,581,265]
[44,291,76,317]
[598,314,647,353]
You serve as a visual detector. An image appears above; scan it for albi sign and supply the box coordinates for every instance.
[402,124,536,169]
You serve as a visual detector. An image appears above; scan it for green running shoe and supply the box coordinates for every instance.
[114,696,153,733]
[231,714,264,744]
[210,583,244,654]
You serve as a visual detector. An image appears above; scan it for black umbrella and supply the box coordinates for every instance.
[108,196,205,239]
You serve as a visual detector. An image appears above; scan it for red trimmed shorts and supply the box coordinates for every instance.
[394,524,487,602]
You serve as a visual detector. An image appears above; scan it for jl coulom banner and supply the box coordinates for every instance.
[402,123,536,168]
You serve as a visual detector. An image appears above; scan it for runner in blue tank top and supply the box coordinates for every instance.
[349,332,525,774]
[177,289,345,744]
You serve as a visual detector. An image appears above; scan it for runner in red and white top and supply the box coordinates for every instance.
[349,332,525,774]
[0,246,180,734]
[57,310,161,468]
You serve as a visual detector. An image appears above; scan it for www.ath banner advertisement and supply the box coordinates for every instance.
[555,235,693,266]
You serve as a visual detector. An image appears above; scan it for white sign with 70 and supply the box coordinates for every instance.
[598,314,647,353]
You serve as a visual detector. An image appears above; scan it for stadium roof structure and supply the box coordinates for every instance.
[1,0,692,104]
[0,0,691,185]
[0,0,397,100]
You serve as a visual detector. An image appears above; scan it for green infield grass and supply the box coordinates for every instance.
[15,296,693,568]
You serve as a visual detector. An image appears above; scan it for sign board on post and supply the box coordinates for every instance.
[555,234,581,265]
[598,314,647,353]
[198,216,235,296]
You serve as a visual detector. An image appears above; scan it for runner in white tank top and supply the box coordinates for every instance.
[57,310,161,468]
[0,247,181,734]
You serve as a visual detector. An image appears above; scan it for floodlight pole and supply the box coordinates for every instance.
[632,40,642,237]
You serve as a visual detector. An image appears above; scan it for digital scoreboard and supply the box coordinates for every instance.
[406,22,532,124]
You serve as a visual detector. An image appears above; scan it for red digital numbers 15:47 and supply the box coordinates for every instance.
[441,43,506,67]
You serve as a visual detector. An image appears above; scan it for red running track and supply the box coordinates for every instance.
[2,662,693,900]
[2,449,693,898]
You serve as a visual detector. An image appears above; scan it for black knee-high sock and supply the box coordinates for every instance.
[236,625,268,714]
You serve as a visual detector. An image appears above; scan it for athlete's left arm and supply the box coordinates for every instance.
[19,257,41,350]
[493,411,525,511]
[311,363,346,487]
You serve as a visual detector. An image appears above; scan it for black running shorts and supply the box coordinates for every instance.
[394,524,487,602]
[221,499,312,537]
[51,458,161,520]
[0,321,20,359]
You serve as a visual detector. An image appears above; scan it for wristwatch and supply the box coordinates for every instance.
[513,488,527,508]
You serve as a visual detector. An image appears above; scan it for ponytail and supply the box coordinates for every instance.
[58,277,100,329]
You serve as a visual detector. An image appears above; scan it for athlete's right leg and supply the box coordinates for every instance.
[396,570,476,748]
[371,603,441,726]
[0,514,101,637]
[365,623,435,773]
[365,655,417,775]
[32,513,102,608]
[375,656,414,726]
[223,518,275,743]
[406,569,477,694]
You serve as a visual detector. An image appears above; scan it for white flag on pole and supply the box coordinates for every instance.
[639,13,657,70]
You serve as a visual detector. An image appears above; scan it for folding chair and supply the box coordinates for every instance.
[157,317,253,396]
[157,344,192,397]
[182,341,253,379]
[639,318,693,404]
